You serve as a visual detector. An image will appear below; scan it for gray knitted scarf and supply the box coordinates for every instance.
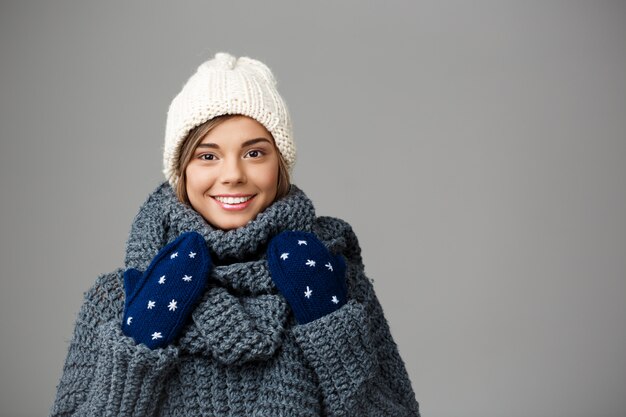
[122,181,353,365]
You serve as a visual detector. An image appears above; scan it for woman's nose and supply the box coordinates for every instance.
[219,158,246,184]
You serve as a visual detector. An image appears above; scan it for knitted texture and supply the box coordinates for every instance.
[163,52,296,187]
[122,231,212,349]
[49,182,421,417]
[267,230,348,324]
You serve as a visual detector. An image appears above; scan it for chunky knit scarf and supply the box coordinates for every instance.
[124,181,327,364]
[50,182,421,417]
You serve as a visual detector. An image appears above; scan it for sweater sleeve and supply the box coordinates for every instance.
[291,224,421,417]
[49,269,179,417]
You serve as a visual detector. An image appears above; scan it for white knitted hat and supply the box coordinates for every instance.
[163,52,296,186]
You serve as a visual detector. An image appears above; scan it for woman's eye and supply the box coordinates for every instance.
[246,149,265,158]
[199,154,216,161]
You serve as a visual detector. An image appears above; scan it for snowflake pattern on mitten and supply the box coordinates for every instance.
[122,231,212,349]
[266,230,347,324]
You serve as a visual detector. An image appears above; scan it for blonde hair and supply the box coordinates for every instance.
[174,114,291,205]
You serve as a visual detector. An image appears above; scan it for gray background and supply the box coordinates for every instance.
[1,1,625,416]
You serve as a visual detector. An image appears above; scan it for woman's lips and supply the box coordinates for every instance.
[212,195,256,211]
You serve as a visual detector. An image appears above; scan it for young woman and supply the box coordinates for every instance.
[50,52,421,417]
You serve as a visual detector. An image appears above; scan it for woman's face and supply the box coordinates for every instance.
[185,115,279,231]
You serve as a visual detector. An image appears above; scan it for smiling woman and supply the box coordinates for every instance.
[49,52,420,417]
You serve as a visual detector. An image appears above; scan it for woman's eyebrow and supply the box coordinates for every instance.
[196,138,272,149]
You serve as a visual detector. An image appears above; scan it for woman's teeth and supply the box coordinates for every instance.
[214,195,254,204]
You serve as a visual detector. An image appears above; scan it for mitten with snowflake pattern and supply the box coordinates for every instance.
[122,231,212,349]
[266,230,347,324]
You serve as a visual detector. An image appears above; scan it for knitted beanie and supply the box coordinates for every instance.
[163,52,296,187]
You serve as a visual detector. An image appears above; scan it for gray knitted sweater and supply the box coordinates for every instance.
[50,182,420,417]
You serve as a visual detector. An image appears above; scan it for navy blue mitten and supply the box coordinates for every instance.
[266,230,347,324]
[122,231,212,349]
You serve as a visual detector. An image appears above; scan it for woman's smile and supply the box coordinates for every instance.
[211,194,257,211]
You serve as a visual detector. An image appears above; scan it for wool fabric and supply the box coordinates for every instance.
[267,230,349,324]
[49,181,421,417]
[122,231,212,349]
[163,52,296,187]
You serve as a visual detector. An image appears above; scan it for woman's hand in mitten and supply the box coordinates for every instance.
[266,230,347,324]
[122,231,212,349]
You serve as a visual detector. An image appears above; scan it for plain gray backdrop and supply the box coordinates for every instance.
[1,1,625,416]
